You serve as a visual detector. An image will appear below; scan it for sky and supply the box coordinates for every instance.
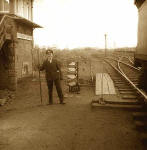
[33,0,138,49]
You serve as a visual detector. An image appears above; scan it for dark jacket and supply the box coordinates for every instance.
[40,58,63,80]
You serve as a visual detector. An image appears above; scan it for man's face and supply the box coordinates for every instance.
[47,52,53,59]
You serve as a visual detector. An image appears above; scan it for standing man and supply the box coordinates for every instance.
[39,49,65,105]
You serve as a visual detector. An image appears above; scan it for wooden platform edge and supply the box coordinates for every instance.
[91,102,142,110]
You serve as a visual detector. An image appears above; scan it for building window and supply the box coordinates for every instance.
[4,0,9,11]
[0,0,9,12]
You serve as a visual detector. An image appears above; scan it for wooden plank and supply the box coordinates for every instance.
[91,102,142,110]
[69,62,76,66]
[105,74,116,94]
[67,74,76,79]
[105,99,139,105]
[95,73,116,95]
[68,81,76,86]
[68,68,76,71]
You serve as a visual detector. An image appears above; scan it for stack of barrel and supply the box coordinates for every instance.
[67,62,80,93]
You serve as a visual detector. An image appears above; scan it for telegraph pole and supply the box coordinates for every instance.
[104,34,107,57]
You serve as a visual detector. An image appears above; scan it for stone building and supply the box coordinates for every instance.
[0,0,41,90]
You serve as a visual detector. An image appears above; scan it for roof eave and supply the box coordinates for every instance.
[134,0,146,9]
[0,13,42,28]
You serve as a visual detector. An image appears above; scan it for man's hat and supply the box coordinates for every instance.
[46,49,53,54]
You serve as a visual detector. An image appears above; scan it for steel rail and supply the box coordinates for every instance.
[107,57,140,71]
[104,59,147,103]
[119,56,140,71]
[128,56,134,65]
[121,56,134,65]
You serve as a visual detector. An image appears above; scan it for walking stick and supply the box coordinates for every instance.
[37,48,43,104]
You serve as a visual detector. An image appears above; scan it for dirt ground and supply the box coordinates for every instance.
[0,56,144,150]
[0,75,143,150]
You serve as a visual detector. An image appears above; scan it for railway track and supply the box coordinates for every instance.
[103,57,147,148]
[120,56,134,65]
[102,58,141,108]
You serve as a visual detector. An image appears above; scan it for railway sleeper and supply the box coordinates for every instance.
[118,88,135,91]
[115,85,130,88]
[113,82,127,85]
[134,120,147,132]
[135,95,147,104]
[113,81,125,84]
[104,99,140,105]
[130,79,139,81]
[131,81,139,84]
[91,103,142,110]
[122,95,137,99]
[128,76,139,79]
[111,77,122,81]
[119,91,135,94]
[132,112,147,121]
[112,77,123,80]
[139,133,147,147]
[135,105,147,113]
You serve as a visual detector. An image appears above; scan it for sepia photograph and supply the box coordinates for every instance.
[0,0,147,149]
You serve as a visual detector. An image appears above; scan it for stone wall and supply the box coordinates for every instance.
[0,41,16,90]
[0,16,33,91]
[0,16,16,90]
[15,22,33,79]
[15,39,33,79]
[0,53,8,89]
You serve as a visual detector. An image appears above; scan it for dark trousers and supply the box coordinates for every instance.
[47,79,63,103]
